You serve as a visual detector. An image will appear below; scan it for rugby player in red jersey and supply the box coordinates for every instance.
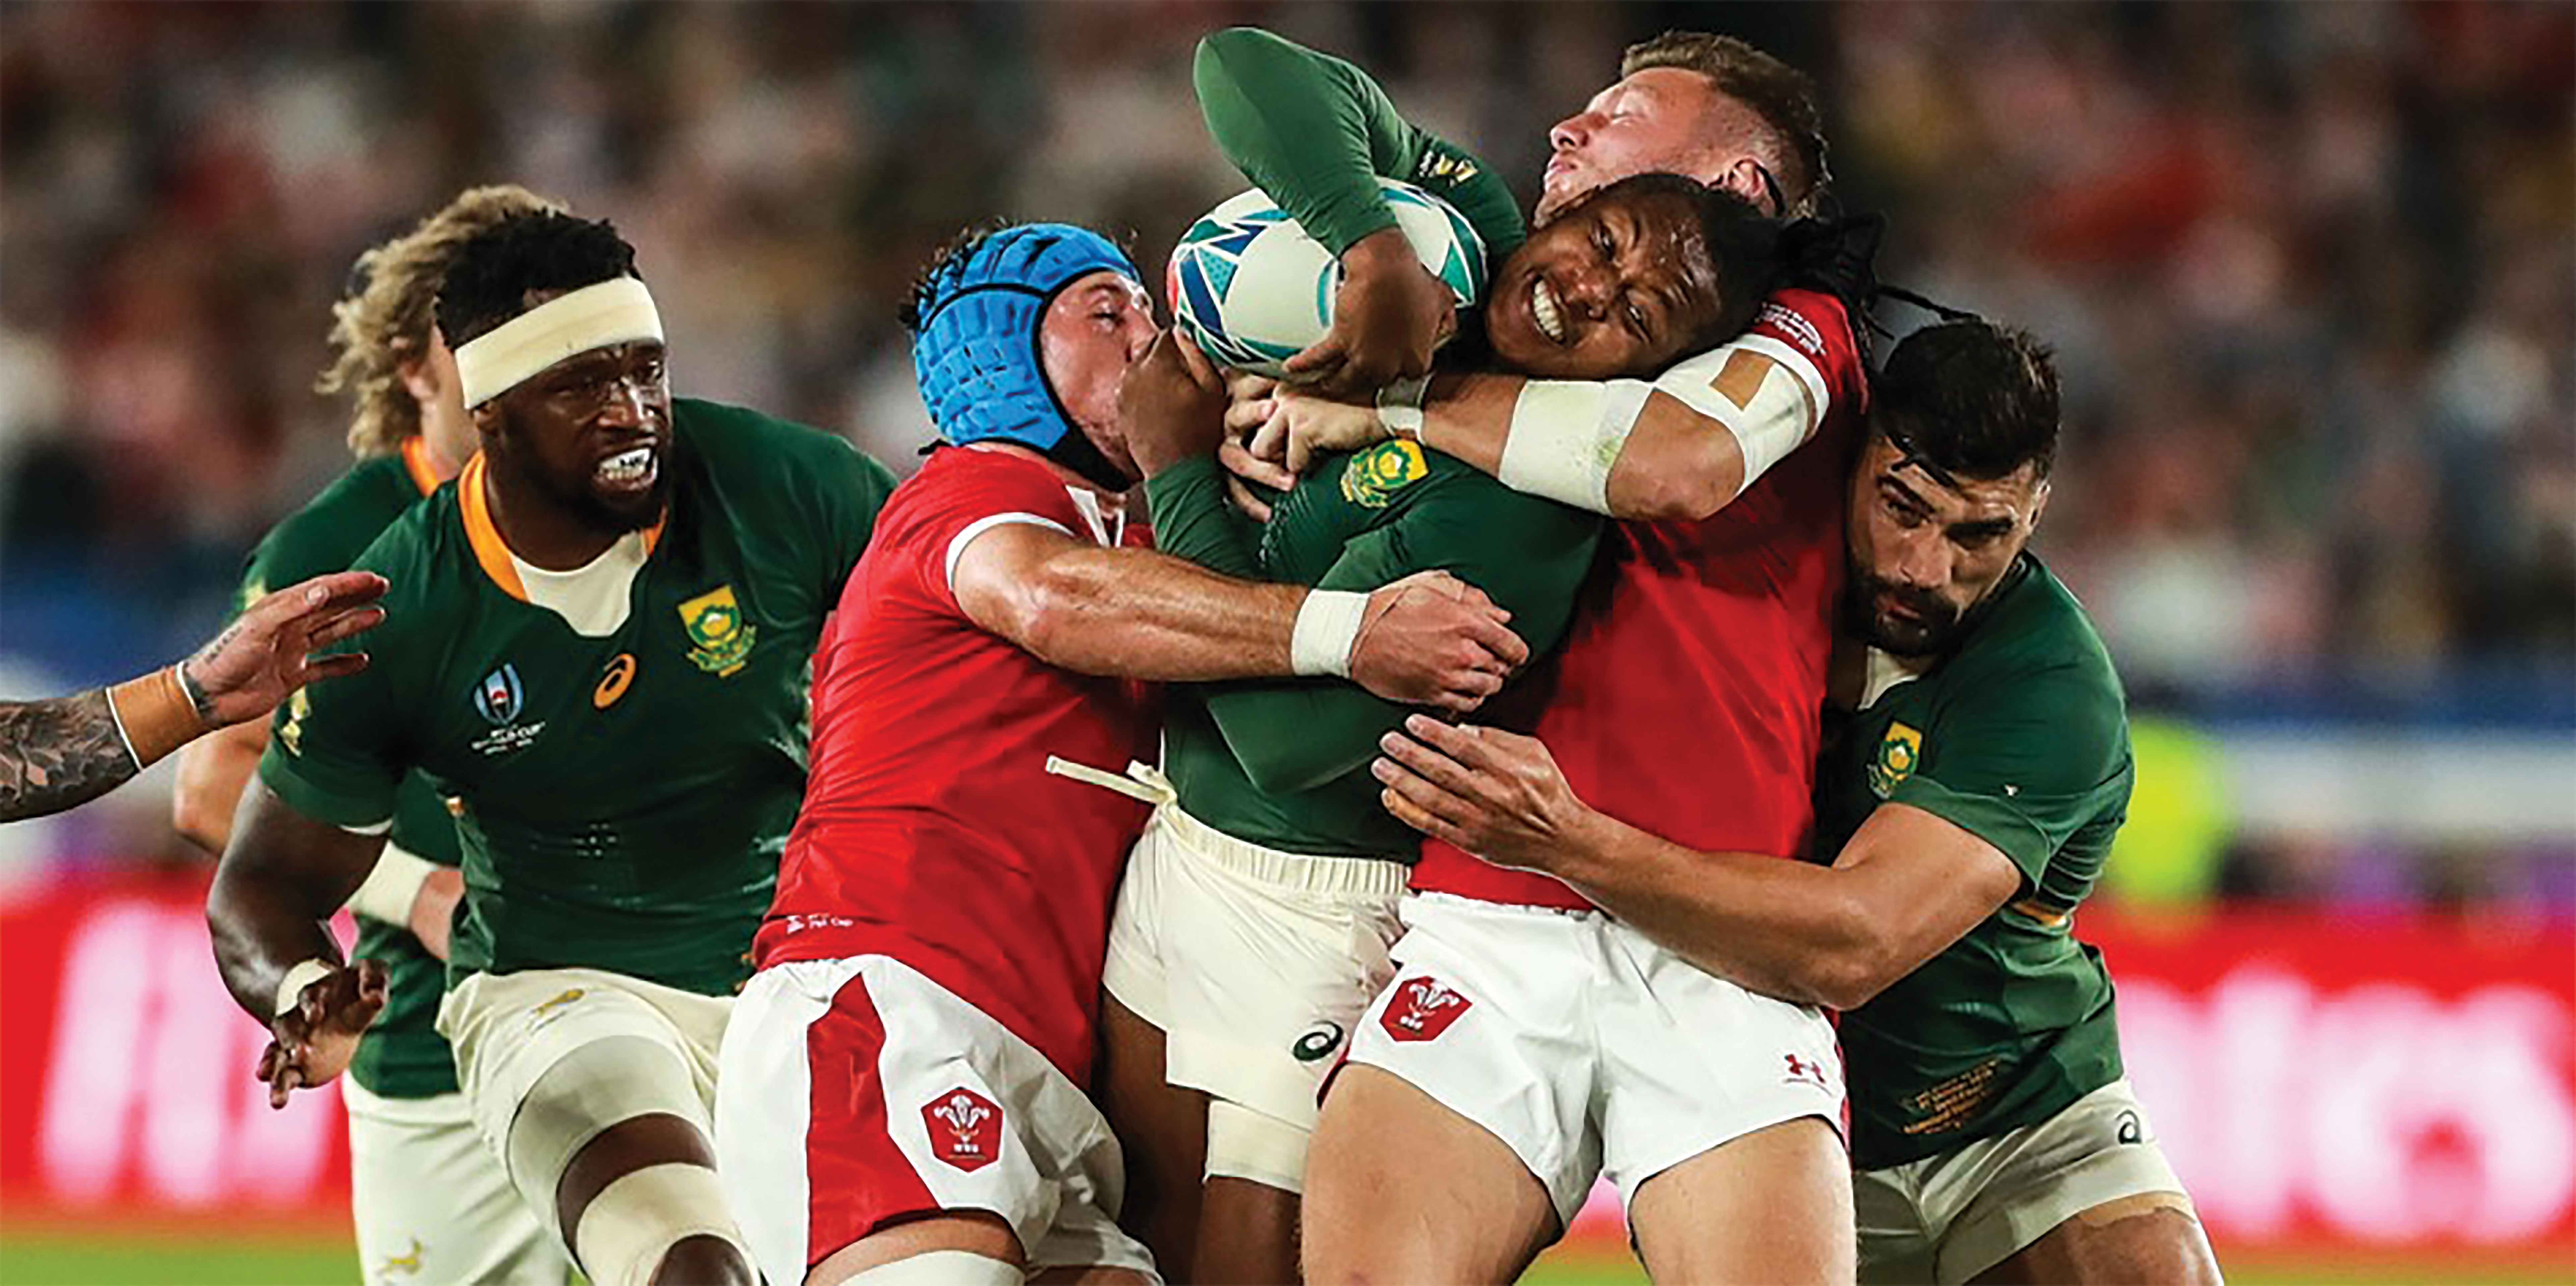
[711,223,1527,1286]
[1205,28,1876,1283]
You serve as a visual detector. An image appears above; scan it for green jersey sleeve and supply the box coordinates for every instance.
[1887,659,2132,897]
[1142,456,1264,580]
[1195,27,1526,258]
[1205,453,1601,793]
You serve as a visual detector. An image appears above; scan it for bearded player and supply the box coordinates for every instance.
[1375,320,2221,1286]
[710,222,1528,1286]
[1171,28,1872,1282]
[1101,172,1793,1282]
[174,184,578,1286]
[206,210,899,1286]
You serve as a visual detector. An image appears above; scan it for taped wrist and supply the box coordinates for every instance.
[1375,376,1429,442]
[1495,379,1652,516]
[274,958,336,1019]
[1290,589,1370,678]
[106,665,210,769]
[345,843,440,927]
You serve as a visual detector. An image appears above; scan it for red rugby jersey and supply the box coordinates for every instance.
[1414,289,1868,908]
[757,446,1157,1086]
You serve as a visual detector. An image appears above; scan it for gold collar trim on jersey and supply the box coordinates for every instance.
[458,453,666,603]
[399,435,445,498]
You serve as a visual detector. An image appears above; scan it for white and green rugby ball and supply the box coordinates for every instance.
[1166,178,1487,377]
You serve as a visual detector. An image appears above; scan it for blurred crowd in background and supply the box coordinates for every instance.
[2,1,2569,908]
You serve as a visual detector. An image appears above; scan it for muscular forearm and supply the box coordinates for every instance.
[1420,375,1750,522]
[0,690,140,822]
[1551,814,1881,1009]
[206,783,380,1023]
[1017,546,1305,682]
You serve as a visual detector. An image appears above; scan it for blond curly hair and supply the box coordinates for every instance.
[317,184,565,457]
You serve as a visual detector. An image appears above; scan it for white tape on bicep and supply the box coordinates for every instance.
[1656,335,1829,498]
[344,842,439,926]
[1495,379,1651,516]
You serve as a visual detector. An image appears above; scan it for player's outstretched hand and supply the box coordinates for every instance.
[1249,387,1388,476]
[1348,571,1529,713]
[1118,330,1229,477]
[1282,227,1457,402]
[188,570,390,729]
[256,957,388,1109]
[1372,715,1596,871]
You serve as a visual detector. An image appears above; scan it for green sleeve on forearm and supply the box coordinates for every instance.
[1199,481,1603,794]
[1142,456,1264,580]
[1195,27,1525,259]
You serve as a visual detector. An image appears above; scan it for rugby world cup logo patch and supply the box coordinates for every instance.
[1379,977,1472,1043]
[473,664,524,725]
[922,1086,1003,1173]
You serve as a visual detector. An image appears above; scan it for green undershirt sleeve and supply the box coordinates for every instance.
[1202,477,1603,794]
[1141,456,1264,581]
[1194,27,1526,258]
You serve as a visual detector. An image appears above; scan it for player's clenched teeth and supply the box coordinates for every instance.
[595,445,657,489]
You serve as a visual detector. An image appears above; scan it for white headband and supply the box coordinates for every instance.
[454,277,665,408]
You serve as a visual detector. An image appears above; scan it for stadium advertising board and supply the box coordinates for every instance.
[4,875,2571,1260]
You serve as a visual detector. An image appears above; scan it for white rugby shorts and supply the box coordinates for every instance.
[1101,801,1406,1185]
[434,966,731,1243]
[342,1078,574,1285]
[1342,892,1847,1225]
[1855,1078,2194,1285]
[714,955,1157,1283]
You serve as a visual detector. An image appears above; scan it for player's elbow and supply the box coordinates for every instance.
[1610,451,1734,523]
[1006,562,1109,669]
[1780,890,1900,1011]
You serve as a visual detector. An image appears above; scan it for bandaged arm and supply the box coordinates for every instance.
[1410,301,1849,522]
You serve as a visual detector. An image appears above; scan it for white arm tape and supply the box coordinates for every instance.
[274,957,336,1018]
[344,842,439,926]
[1653,333,1831,498]
[1496,379,1652,516]
[1290,589,1370,678]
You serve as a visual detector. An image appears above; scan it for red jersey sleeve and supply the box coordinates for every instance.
[892,451,1087,616]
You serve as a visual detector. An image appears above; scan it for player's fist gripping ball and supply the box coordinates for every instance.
[1169,179,1487,377]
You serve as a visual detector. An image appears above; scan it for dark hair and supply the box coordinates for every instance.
[1874,319,2061,481]
[1620,30,1831,217]
[1582,172,1784,349]
[435,212,641,346]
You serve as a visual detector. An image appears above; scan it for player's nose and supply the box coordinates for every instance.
[1549,111,1595,153]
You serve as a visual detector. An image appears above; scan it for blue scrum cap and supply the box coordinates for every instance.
[909,223,1140,490]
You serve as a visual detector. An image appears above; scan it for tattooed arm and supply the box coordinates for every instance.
[0,690,145,822]
[0,570,389,824]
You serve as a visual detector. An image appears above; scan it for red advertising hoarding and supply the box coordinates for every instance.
[5,873,2572,1261]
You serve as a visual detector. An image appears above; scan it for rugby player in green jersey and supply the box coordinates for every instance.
[1375,319,2222,1286]
[1102,173,1786,1283]
[174,185,579,1285]
[206,210,900,1286]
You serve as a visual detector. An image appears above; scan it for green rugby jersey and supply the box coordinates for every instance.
[260,399,897,998]
[242,439,459,1098]
[1196,27,1527,260]
[1145,445,1599,856]
[1813,555,2134,1169]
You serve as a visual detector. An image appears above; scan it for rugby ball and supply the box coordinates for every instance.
[1167,179,1487,377]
